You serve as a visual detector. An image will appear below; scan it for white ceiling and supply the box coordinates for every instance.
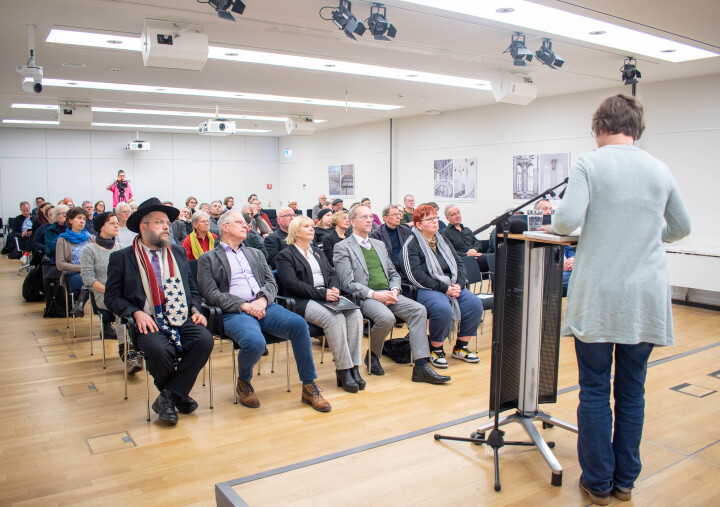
[1,0,719,136]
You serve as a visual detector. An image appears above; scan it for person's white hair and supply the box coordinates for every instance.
[115,202,131,213]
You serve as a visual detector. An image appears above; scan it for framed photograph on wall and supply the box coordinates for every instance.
[434,157,476,201]
[328,164,355,197]
[512,152,569,200]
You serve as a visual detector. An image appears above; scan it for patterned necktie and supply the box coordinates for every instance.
[151,250,163,289]
[361,238,370,250]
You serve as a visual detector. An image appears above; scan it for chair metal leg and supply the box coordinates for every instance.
[124,326,129,400]
[209,354,213,409]
[101,318,106,369]
[202,364,206,386]
[70,292,76,338]
[144,354,150,422]
[89,310,94,356]
[271,344,277,373]
[320,335,326,364]
[285,341,290,393]
[64,286,70,329]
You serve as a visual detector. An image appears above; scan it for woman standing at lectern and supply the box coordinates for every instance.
[551,94,691,505]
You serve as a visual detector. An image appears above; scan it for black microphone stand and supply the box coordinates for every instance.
[434,177,569,492]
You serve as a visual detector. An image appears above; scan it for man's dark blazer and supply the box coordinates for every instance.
[263,228,289,269]
[243,230,269,260]
[105,243,203,320]
[275,245,339,317]
[369,223,411,262]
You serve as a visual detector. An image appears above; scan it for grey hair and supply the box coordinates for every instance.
[382,204,400,217]
[81,200,93,207]
[19,201,30,209]
[403,194,414,202]
[55,204,69,214]
[211,200,223,207]
[240,205,253,213]
[444,204,459,217]
[191,210,210,226]
[115,202,130,213]
[217,210,245,240]
[534,199,550,210]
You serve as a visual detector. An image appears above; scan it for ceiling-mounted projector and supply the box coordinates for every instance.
[126,140,150,151]
[199,118,236,136]
[285,115,315,136]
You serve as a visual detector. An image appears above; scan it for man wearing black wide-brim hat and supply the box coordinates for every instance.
[105,197,214,426]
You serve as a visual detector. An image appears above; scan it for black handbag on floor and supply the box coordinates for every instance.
[382,337,412,364]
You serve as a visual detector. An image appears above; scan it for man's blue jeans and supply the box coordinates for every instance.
[222,303,317,384]
[574,338,654,494]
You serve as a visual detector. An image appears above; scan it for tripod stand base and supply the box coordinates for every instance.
[474,410,577,486]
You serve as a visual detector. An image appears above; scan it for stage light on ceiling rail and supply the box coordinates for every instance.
[535,39,564,69]
[366,3,397,41]
[506,32,533,66]
[331,0,366,40]
[621,57,641,85]
[207,0,246,22]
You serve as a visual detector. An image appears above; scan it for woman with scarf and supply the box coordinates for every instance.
[80,212,142,373]
[182,210,217,260]
[56,207,95,317]
[400,204,484,369]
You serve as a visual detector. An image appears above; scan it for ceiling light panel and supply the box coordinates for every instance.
[92,122,270,132]
[46,29,141,50]
[41,78,401,110]
[2,119,59,125]
[47,29,491,90]
[397,0,718,62]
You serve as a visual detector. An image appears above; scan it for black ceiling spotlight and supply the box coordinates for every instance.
[621,57,641,85]
[205,0,246,22]
[506,32,533,66]
[535,39,564,69]
[366,3,397,41]
[332,0,366,40]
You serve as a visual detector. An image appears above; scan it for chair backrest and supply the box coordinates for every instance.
[461,256,484,285]
[306,209,313,218]
[89,290,100,316]
[264,208,277,220]
[188,259,198,281]
[294,209,302,215]
[479,239,490,253]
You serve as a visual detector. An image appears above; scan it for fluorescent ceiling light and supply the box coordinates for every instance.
[42,78,401,110]
[397,0,718,62]
[2,119,59,125]
[92,122,271,133]
[10,103,329,123]
[46,29,491,90]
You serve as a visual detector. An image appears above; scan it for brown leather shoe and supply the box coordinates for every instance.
[236,379,260,408]
[301,383,331,412]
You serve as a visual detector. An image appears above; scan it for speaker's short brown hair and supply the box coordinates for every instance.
[591,94,645,140]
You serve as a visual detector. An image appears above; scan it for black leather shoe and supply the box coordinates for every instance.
[175,395,198,414]
[151,389,179,425]
[351,366,366,390]
[412,362,451,384]
[364,351,385,375]
[336,369,359,393]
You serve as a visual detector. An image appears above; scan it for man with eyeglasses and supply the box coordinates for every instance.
[264,206,296,269]
[197,211,331,412]
[105,198,213,426]
[441,205,489,272]
[400,194,415,224]
[370,204,412,271]
[334,205,451,385]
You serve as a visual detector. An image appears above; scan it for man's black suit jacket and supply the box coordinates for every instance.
[105,243,202,321]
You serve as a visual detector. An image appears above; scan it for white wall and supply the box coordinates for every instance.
[0,130,279,218]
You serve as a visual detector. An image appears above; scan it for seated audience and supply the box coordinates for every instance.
[81,201,97,235]
[115,202,138,246]
[80,212,142,374]
[209,200,223,235]
[172,207,193,244]
[442,205,489,272]
[197,211,331,412]
[240,212,269,259]
[331,198,346,213]
[240,205,270,237]
[360,198,382,228]
[199,202,210,214]
[322,210,350,266]
[56,207,95,317]
[15,201,34,252]
[426,202,446,232]
[250,197,273,229]
[535,198,553,215]
[128,200,138,213]
[31,196,45,217]
[32,202,52,234]
[45,204,69,262]
[61,197,75,208]
[93,200,106,218]
[277,216,365,393]
[333,204,450,384]
[400,194,415,224]
[33,205,54,254]
[182,211,217,261]
[224,196,234,211]
[313,208,333,247]
[311,193,327,220]
[401,204,483,368]
[288,200,300,214]
[369,204,411,271]
[186,196,198,215]
[264,206,295,269]
[105,198,213,426]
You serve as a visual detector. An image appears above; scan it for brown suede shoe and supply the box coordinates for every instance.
[301,383,331,412]
[236,379,260,408]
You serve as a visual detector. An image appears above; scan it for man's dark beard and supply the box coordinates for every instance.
[145,229,170,249]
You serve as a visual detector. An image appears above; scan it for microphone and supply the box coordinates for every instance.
[559,178,569,199]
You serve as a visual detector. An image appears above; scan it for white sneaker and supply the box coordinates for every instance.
[430,349,449,369]
[452,346,480,363]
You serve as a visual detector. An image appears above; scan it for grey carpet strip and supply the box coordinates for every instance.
[216,341,720,506]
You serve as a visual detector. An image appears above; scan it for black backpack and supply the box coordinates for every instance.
[43,277,67,318]
[382,337,412,364]
[22,266,45,302]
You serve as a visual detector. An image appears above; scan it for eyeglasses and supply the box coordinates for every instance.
[143,219,171,227]
[355,214,373,221]
[421,216,439,223]
[196,220,211,225]
[226,220,248,228]
[386,213,403,218]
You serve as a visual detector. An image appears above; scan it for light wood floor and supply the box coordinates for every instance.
[1,257,719,506]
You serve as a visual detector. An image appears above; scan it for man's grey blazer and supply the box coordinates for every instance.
[197,242,277,315]
[333,235,402,300]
